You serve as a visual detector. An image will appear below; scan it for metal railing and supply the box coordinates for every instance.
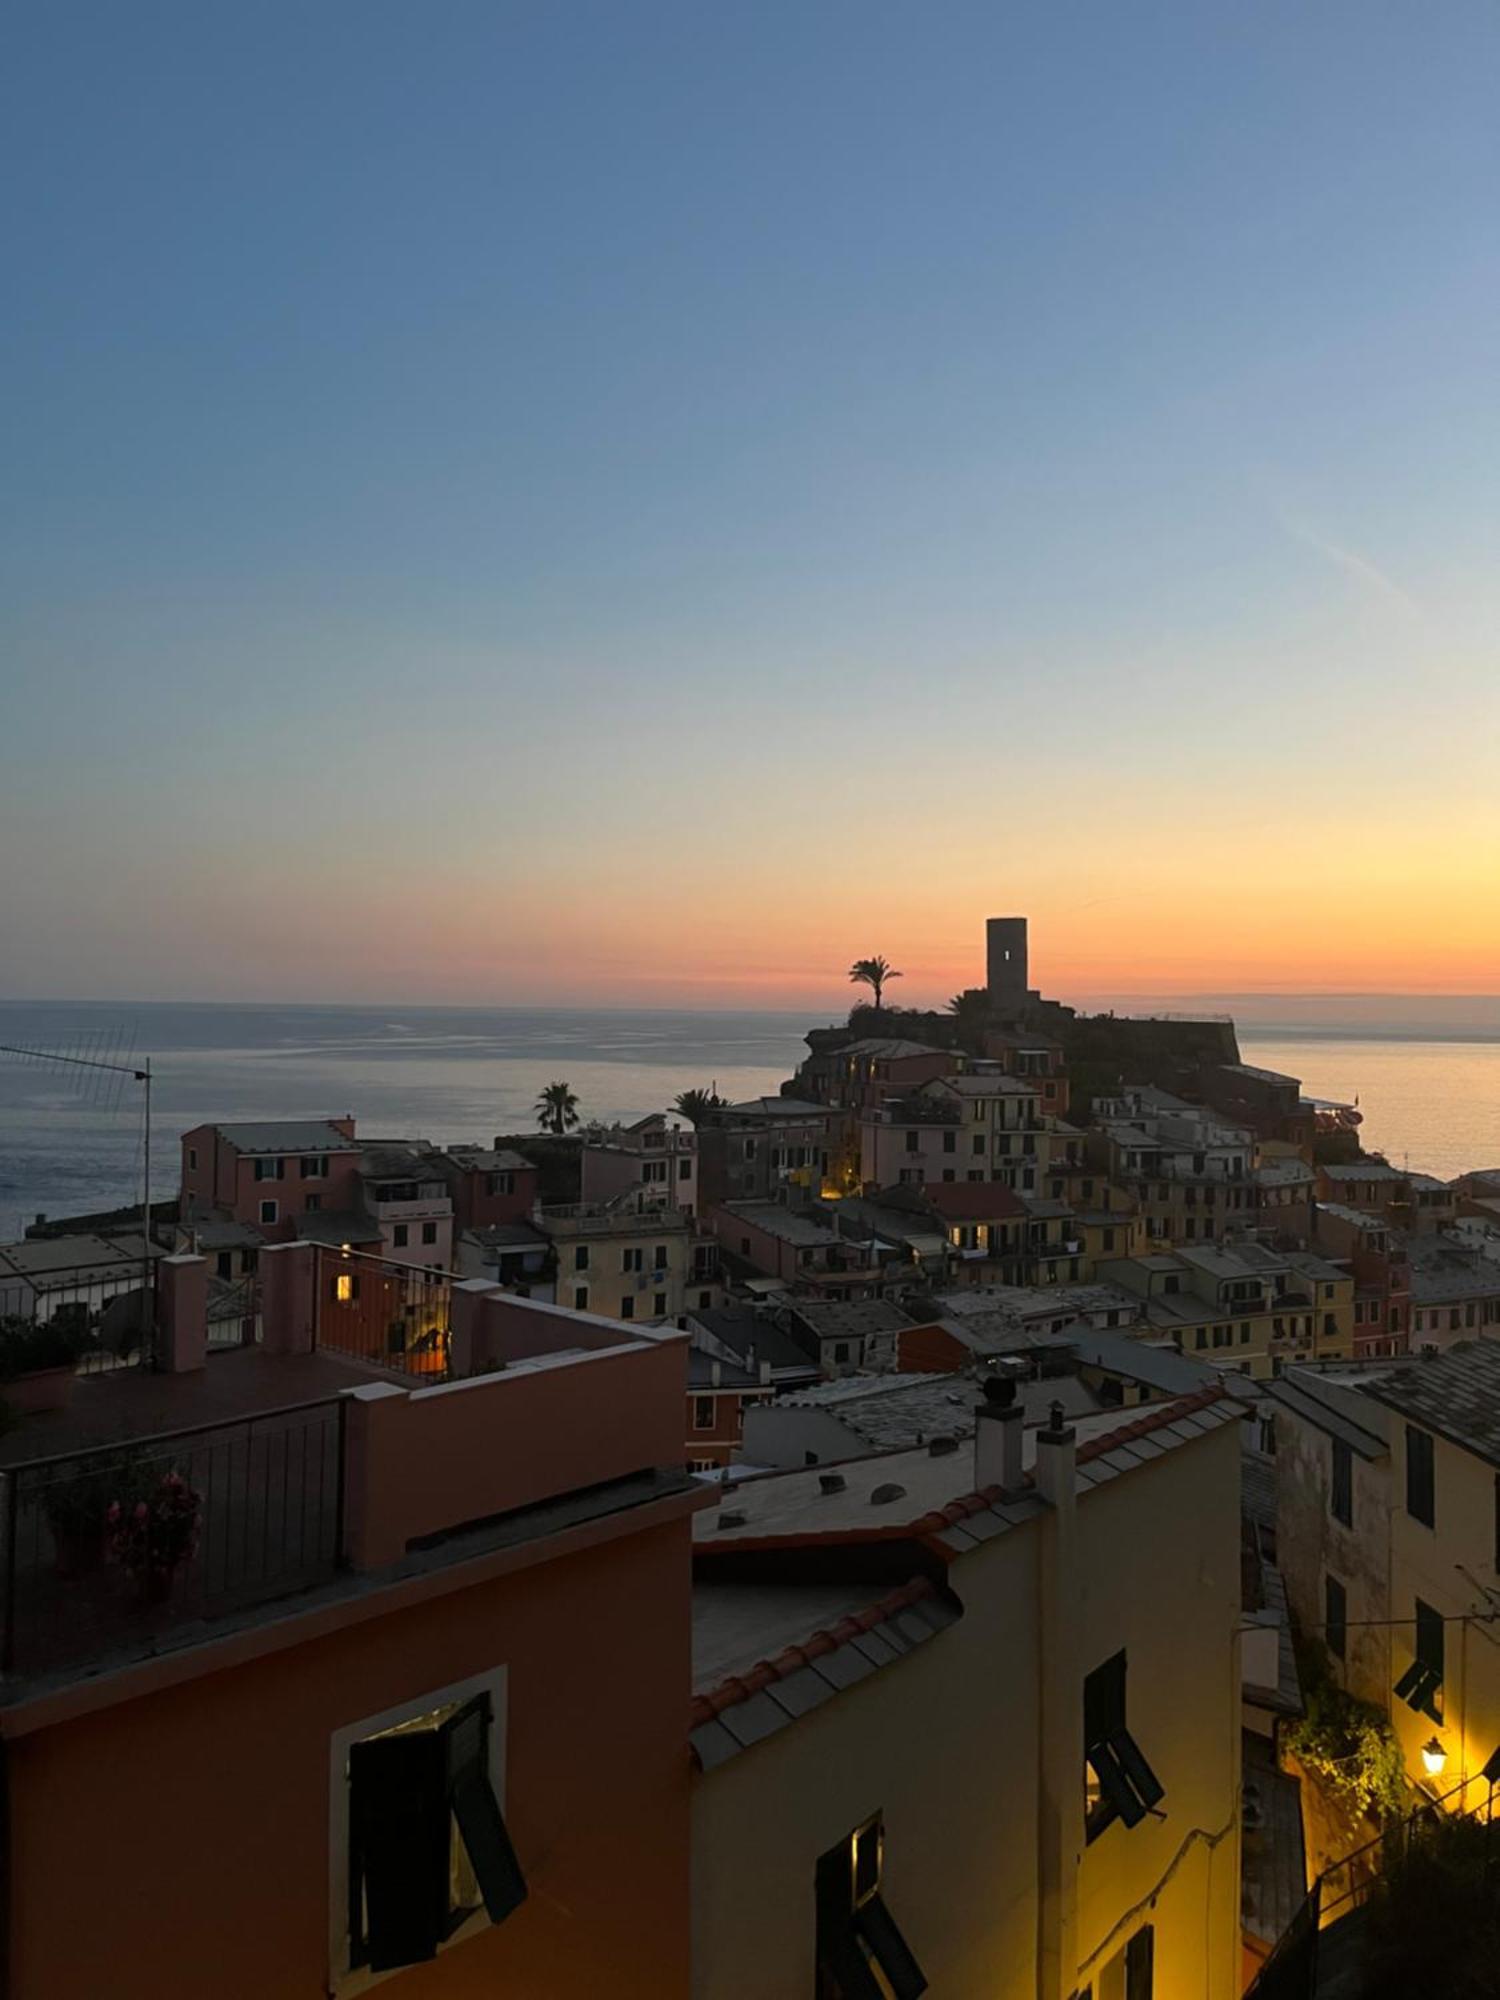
[1246,1774,1478,1997]
[0,1263,155,1376]
[0,1397,343,1679]
[207,1270,260,1350]
[315,1245,452,1381]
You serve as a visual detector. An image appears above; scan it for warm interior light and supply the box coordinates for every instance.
[1422,1734,1447,1777]
[336,1273,353,1303]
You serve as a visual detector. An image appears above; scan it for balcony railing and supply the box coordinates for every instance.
[315,1246,451,1381]
[0,1398,343,1680]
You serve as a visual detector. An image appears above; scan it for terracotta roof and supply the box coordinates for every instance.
[921,1181,1028,1222]
[687,1384,1243,1763]
[1075,1383,1229,1463]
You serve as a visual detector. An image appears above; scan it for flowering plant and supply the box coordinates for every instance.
[106,1468,202,1584]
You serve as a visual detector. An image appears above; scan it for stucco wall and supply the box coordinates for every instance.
[7,1517,695,2000]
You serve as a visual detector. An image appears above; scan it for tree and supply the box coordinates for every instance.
[946,987,992,1051]
[672,1087,723,1128]
[848,955,902,1012]
[534,1081,580,1135]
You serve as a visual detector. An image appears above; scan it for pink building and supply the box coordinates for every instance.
[179,1118,364,1242]
[581,1113,699,1215]
[439,1145,539,1230]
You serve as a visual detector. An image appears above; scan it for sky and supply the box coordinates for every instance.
[3,1,1498,1012]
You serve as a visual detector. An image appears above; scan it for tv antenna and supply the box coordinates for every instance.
[0,1035,155,1357]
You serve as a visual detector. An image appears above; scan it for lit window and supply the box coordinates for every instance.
[815,1813,926,1999]
[1084,1651,1163,1840]
[341,1685,524,1980]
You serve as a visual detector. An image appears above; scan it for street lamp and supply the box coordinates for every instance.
[1422,1735,1447,1778]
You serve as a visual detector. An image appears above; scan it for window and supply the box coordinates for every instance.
[334,1272,358,1304]
[815,1815,926,2000]
[216,1250,232,1279]
[653,1244,668,1270]
[304,1193,322,1213]
[904,1130,920,1154]
[972,1134,985,1155]
[679,1157,692,1181]
[486,1170,514,1197]
[340,1682,524,1981]
[421,1222,438,1246]
[1084,1650,1163,1841]
[641,1160,667,1185]
[259,1199,278,1225]
[620,1296,634,1320]
[1406,1425,1435,1527]
[257,1156,285,1182]
[942,1131,956,1154]
[301,1156,328,1180]
[1325,1575,1347,1660]
[1394,1598,1444,1721]
[1331,1439,1353,1528]
[698,1290,712,1308]
[941,1169,955,1183]
[1091,1924,1155,2000]
[573,1285,588,1311]
[393,1224,409,1248]
[622,1247,644,1274]
[573,1245,589,1273]
[654,1293,667,1316]
[187,1146,198,1171]
[743,1140,757,1161]
[693,1395,714,1430]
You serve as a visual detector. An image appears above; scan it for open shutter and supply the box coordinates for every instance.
[444,1700,527,1925]
[349,1729,450,1970]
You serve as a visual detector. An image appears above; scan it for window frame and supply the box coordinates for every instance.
[1331,1438,1353,1528]
[1406,1425,1435,1528]
[328,1666,516,1998]
[1325,1574,1347,1660]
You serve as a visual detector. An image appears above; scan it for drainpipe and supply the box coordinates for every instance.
[1034,1403,1079,2000]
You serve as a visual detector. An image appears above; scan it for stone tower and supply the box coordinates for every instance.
[986,916,1029,1014]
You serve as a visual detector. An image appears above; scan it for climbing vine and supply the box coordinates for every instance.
[1284,1669,1407,1826]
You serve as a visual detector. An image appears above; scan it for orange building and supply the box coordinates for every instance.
[0,1252,703,1999]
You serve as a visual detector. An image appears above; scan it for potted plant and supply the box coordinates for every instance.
[0,1313,89,1414]
[42,1447,149,1579]
[106,1467,203,1604]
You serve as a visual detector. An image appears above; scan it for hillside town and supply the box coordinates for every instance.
[2,917,1499,1995]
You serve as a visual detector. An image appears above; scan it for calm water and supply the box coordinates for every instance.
[0,1002,808,1238]
[0,1000,1495,1238]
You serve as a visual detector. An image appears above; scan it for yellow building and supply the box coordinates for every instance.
[690,1387,1245,1997]
[538,1200,711,1322]
[1270,1345,1500,1810]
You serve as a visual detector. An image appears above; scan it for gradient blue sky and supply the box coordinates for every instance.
[4,2,1498,1008]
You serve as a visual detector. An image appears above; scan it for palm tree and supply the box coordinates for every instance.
[534,1080,580,1135]
[672,1087,723,1128]
[848,955,902,1011]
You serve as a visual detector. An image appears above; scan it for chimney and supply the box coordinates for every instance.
[1033,1399,1076,1511]
[759,1359,772,1386]
[974,1374,1024,1494]
[711,1359,721,1388]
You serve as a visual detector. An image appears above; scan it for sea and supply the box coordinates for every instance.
[0,997,1497,1241]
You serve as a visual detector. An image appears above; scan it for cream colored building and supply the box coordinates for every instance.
[690,1386,1246,1998]
[1269,1345,1500,1810]
[538,1199,718,1323]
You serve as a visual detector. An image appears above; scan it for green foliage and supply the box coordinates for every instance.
[1285,1665,1408,1826]
[847,955,902,1009]
[672,1087,724,1127]
[0,1312,88,1381]
[1358,1812,1500,1999]
[533,1080,580,1136]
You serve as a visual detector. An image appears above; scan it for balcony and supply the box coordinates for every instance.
[0,1382,344,1682]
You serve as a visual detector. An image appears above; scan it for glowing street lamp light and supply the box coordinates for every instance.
[1422,1735,1447,1778]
